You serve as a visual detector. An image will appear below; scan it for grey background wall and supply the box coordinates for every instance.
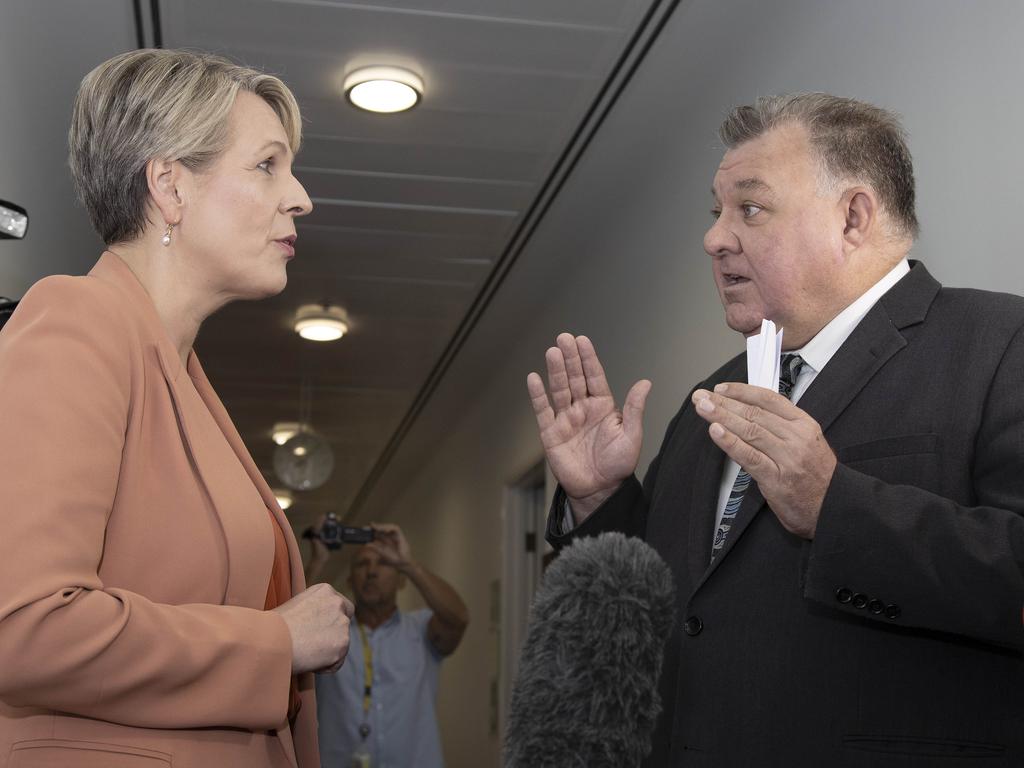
[363,2,1024,766]
[0,1,130,293]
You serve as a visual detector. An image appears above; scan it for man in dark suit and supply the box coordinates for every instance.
[527,93,1024,766]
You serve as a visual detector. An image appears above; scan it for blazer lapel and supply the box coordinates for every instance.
[188,361,305,768]
[188,357,307,594]
[157,350,274,609]
[91,253,277,610]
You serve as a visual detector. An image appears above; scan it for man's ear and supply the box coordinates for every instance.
[840,186,877,253]
[145,157,186,228]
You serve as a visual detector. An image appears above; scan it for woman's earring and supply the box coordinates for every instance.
[161,223,173,247]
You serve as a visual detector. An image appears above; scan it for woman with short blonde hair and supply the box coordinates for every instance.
[0,48,350,768]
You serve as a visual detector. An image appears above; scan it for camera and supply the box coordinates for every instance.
[303,512,374,551]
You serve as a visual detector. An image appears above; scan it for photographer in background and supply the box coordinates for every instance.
[306,519,468,768]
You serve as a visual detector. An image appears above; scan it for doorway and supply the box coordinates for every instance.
[496,460,553,746]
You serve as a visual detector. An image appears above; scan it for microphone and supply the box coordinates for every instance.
[504,532,676,768]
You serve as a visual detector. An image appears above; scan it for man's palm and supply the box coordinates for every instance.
[528,334,651,508]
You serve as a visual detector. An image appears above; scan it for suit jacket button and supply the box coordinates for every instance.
[868,599,884,615]
[851,593,869,609]
[835,587,853,604]
[684,616,703,636]
[884,604,901,620]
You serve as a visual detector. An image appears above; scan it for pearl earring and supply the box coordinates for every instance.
[161,223,173,247]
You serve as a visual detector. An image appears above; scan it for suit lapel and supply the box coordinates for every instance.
[795,307,906,432]
[691,262,938,588]
[685,356,745,586]
[797,260,937,432]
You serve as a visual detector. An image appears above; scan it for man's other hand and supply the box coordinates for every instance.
[692,382,836,538]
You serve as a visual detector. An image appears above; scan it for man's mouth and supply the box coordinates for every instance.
[723,272,749,286]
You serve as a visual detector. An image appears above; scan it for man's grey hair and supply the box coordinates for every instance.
[69,49,303,246]
[719,93,919,239]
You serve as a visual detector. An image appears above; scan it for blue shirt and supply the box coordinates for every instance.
[316,609,445,768]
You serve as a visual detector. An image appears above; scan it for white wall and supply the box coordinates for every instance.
[359,2,1024,766]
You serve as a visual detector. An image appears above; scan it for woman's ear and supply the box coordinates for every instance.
[145,157,185,227]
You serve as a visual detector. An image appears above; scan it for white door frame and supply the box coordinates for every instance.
[497,461,554,749]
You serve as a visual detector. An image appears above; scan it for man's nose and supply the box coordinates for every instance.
[703,216,739,257]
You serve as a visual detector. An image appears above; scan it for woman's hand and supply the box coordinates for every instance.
[273,583,354,674]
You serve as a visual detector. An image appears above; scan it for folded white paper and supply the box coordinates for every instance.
[746,318,783,391]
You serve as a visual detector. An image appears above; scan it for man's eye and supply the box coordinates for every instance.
[710,209,721,220]
[741,204,762,217]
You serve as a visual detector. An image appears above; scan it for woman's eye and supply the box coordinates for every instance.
[257,159,273,173]
[742,204,762,217]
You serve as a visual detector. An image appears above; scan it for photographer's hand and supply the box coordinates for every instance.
[366,523,413,571]
[368,523,469,656]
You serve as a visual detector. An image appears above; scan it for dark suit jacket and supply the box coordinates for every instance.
[547,262,1024,767]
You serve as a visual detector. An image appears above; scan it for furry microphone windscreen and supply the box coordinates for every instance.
[504,532,676,768]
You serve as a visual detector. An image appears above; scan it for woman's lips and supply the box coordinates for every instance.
[275,238,296,258]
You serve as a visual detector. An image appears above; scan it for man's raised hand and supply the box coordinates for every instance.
[526,333,651,524]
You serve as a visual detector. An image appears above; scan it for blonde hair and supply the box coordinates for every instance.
[69,49,302,245]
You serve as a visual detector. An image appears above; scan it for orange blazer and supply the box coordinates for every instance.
[0,253,318,768]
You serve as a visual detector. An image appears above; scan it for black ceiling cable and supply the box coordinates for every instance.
[132,0,145,49]
[133,0,163,48]
[150,0,163,48]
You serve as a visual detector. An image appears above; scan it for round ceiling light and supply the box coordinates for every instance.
[294,303,349,342]
[344,66,423,113]
[274,489,294,510]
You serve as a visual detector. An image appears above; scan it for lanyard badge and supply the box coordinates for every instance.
[351,622,374,768]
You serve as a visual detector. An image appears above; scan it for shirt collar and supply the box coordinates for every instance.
[362,607,402,635]
[795,258,910,374]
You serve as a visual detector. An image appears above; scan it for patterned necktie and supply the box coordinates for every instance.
[710,353,806,563]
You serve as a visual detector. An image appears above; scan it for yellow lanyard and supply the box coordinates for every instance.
[356,622,374,724]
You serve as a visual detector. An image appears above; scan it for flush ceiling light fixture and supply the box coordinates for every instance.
[274,489,294,510]
[344,66,423,113]
[294,303,349,342]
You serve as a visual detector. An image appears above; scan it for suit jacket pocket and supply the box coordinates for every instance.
[842,734,1006,767]
[835,433,942,490]
[9,739,171,768]
[835,433,939,463]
